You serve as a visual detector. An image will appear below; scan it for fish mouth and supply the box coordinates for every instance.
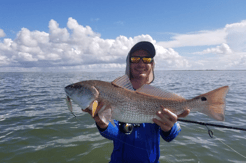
[64,90,70,97]
[64,85,73,97]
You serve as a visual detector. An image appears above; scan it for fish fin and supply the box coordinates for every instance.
[192,86,229,121]
[98,104,106,114]
[110,119,116,127]
[91,100,98,117]
[66,96,73,112]
[136,84,185,100]
[98,107,112,126]
[111,75,134,91]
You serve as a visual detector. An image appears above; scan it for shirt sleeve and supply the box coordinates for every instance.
[96,120,119,141]
[160,122,181,142]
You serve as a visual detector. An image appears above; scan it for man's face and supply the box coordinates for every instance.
[130,50,153,80]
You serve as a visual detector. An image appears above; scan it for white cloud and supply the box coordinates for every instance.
[193,43,232,55]
[0,29,6,37]
[49,19,70,43]
[155,46,190,69]
[158,20,246,70]
[225,20,246,52]
[1,18,246,71]
[157,20,246,51]
[0,17,188,71]
[193,20,246,55]
[157,29,226,48]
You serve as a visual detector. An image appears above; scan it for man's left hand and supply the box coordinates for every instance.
[153,106,190,132]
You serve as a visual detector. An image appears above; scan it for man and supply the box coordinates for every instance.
[83,41,189,163]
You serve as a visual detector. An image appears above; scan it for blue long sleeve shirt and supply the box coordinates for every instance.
[97,120,181,163]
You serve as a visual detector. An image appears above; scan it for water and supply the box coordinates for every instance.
[1,71,246,163]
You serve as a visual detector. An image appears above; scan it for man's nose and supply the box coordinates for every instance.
[137,59,145,65]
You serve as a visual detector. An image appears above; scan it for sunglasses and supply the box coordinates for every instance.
[130,56,153,64]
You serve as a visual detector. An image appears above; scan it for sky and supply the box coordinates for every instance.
[0,0,246,72]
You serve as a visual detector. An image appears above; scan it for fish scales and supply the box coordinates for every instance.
[65,76,229,124]
[73,81,189,123]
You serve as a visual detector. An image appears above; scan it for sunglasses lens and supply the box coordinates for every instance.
[131,57,140,63]
[142,58,153,63]
[130,57,153,63]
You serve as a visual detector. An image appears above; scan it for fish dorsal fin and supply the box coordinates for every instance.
[111,75,134,91]
[136,84,185,100]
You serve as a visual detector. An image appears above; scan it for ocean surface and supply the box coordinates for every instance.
[1,70,246,163]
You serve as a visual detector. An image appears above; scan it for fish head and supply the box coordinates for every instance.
[65,81,99,111]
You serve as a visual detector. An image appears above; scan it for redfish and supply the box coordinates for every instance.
[65,75,229,125]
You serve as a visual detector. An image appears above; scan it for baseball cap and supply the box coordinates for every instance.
[129,41,156,58]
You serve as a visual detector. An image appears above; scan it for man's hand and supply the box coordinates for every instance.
[82,101,108,130]
[153,106,190,132]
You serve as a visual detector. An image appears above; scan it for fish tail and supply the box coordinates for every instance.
[192,86,229,121]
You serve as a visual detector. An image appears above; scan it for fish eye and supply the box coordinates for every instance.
[201,97,207,101]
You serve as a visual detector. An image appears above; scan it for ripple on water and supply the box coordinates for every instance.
[1,71,246,162]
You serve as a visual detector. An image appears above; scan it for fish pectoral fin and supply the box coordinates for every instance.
[136,84,185,100]
[111,75,134,91]
[110,119,116,127]
[98,107,112,126]
[66,96,73,112]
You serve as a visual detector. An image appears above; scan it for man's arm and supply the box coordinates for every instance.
[96,120,119,140]
[82,102,119,140]
[160,122,181,142]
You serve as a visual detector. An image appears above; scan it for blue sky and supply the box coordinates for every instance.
[0,0,246,71]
